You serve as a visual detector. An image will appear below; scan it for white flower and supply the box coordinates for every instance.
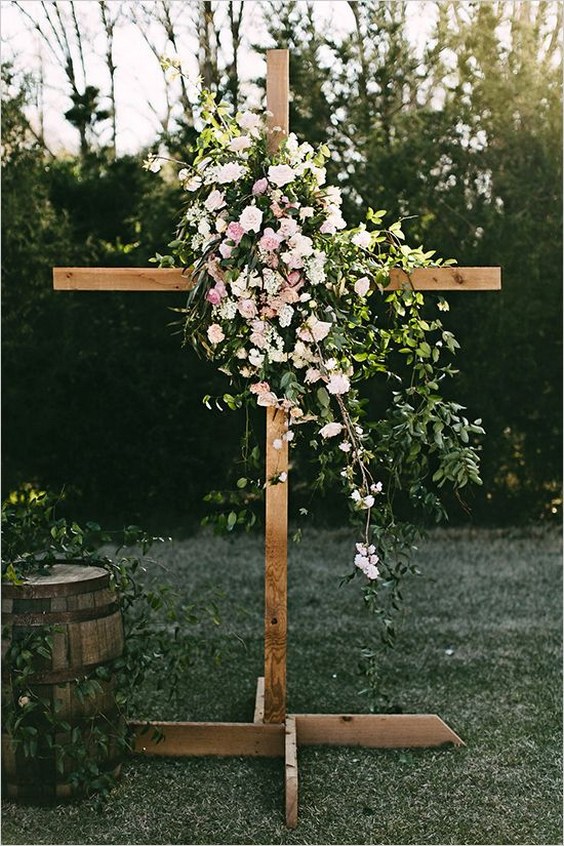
[239,205,263,233]
[268,164,296,187]
[304,367,322,384]
[350,490,362,502]
[310,165,326,185]
[178,167,189,181]
[278,471,288,483]
[205,190,226,212]
[352,229,372,249]
[327,373,350,395]
[248,348,265,368]
[371,481,383,494]
[215,162,246,184]
[298,317,332,343]
[147,156,161,173]
[284,430,294,442]
[339,442,352,452]
[324,185,342,206]
[185,175,203,191]
[273,438,283,450]
[238,110,261,133]
[235,347,248,359]
[278,218,300,239]
[256,391,279,407]
[207,324,225,345]
[354,276,371,297]
[299,206,315,220]
[363,495,375,509]
[278,304,295,328]
[319,422,343,439]
[288,233,314,257]
[229,135,253,152]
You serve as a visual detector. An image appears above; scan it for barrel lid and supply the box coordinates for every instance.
[2,563,110,598]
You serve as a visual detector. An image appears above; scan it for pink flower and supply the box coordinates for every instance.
[270,201,284,218]
[261,305,277,319]
[286,271,302,287]
[207,323,225,345]
[239,205,263,233]
[237,298,258,319]
[206,288,221,305]
[252,178,269,195]
[278,218,300,239]
[256,391,279,407]
[259,227,283,252]
[326,373,350,395]
[279,287,300,304]
[215,280,227,298]
[226,222,245,244]
[219,241,233,259]
[250,381,270,395]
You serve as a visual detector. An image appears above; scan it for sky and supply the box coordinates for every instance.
[1,0,436,155]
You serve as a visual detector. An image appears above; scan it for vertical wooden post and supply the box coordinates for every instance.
[264,49,290,725]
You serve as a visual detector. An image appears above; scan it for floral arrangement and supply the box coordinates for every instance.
[147,80,483,653]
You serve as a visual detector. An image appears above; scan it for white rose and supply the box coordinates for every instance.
[319,422,343,439]
[205,190,226,212]
[354,276,371,297]
[268,164,297,187]
[239,205,264,233]
[229,135,253,152]
[215,162,246,184]
[326,373,350,395]
[352,230,372,249]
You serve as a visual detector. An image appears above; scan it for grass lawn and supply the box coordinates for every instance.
[2,525,562,845]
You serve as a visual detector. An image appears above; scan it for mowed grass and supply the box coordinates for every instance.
[2,526,562,845]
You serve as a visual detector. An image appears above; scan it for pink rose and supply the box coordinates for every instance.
[286,271,302,287]
[279,287,300,304]
[259,227,283,252]
[215,280,227,298]
[237,298,258,319]
[219,241,233,259]
[207,323,225,345]
[261,305,277,319]
[226,221,245,244]
[270,201,284,218]
[206,288,221,305]
[252,178,268,195]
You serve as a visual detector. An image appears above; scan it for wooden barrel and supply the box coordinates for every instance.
[2,563,124,802]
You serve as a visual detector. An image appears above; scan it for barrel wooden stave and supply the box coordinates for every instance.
[2,563,125,801]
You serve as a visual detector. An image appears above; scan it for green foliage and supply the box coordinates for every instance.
[1,1,561,529]
[1,487,222,798]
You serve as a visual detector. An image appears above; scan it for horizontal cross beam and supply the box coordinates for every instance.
[53,266,501,292]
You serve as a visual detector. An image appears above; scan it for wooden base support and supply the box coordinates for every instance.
[285,716,298,828]
[129,678,463,827]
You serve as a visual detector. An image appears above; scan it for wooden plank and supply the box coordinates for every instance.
[266,48,290,152]
[264,407,289,724]
[129,721,285,757]
[388,266,501,291]
[254,676,265,724]
[53,265,501,292]
[285,716,298,829]
[263,49,290,726]
[53,267,194,291]
[294,714,465,748]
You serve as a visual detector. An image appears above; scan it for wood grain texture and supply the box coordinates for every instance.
[285,716,298,829]
[130,721,285,757]
[295,714,465,748]
[264,407,289,724]
[53,267,194,291]
[388,266,501,291]
[254,676,265,724]
[263,49,291,726]
[53,266,501,292]
[266,49,289,152]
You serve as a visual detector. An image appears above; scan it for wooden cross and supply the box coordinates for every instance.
[53,49,501,827]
